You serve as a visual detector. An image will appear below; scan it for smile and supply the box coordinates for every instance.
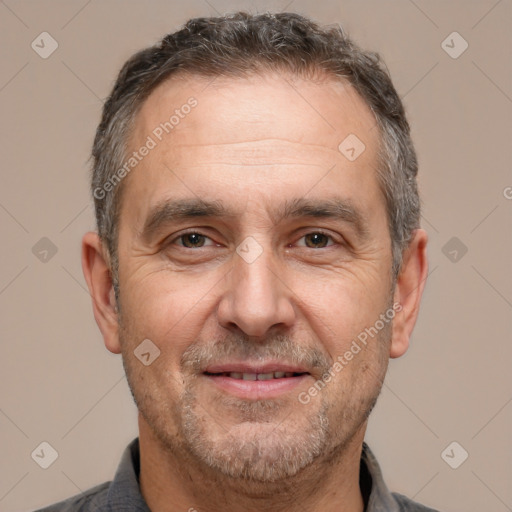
[202,371,310,400]
[204,371,307,380]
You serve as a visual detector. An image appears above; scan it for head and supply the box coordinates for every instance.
[83,12,428,483]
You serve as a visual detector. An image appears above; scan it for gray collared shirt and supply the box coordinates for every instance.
[33,438,440,511]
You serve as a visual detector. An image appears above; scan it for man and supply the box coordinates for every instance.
[36,11,437,512]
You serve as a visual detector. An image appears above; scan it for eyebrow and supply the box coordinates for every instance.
[140,196,370,242]
[275,197,370,239]
[141,198,230,242]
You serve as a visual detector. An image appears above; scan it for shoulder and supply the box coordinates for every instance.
[392,491,441,512]
[31,481,110,511]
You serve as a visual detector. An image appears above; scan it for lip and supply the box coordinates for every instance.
[202,372,310,400]
[204,362,309,374]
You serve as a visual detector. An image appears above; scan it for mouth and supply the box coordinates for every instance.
[204,371,308,380]
[202,364,311,399]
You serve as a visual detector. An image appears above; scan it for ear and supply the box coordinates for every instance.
[390,229,428,358]
[81,231,121,354]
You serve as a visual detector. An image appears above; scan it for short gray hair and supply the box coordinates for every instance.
[92,11,420,293]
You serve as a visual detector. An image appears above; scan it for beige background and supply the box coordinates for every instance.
[1,1,511,511]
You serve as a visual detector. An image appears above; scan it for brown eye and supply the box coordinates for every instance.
[179,233,207,248]
[303,232,332,248]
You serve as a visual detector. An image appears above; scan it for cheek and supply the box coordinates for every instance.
[119,268,217,356]
[291,268,390,357]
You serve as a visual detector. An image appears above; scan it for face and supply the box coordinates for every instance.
[114,71,396,482]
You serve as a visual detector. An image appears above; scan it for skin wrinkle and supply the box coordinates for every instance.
[82,69,428,512]
[139,196,372,256]
[122,74,384,510]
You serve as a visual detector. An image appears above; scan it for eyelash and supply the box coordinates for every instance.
[168,229,339,249]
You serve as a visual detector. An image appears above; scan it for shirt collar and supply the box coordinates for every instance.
[106,437,150,511]
[361,441,401,512]
[107,438,399,511]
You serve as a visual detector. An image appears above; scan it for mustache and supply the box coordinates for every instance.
[180,333,333,376]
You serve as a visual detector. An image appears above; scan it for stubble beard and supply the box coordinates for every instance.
[118,313,391,485]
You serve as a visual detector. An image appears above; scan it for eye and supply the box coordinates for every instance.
[172,231,216,248]
[296,232,335,249]
[168,230,338,251]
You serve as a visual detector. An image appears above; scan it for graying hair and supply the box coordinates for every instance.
[91,11,420,296]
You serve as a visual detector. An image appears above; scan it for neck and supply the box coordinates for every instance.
[138,415,367,512]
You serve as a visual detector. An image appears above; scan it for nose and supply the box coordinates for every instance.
[216,242,296,338]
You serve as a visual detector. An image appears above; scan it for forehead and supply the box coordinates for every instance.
[121,71,383,227]
[131,70,378,154]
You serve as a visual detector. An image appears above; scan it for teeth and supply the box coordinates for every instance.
[257,373,274,381]
[224,371,302,380]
